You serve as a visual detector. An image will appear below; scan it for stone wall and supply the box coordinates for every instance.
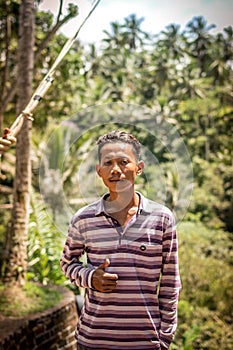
[0,288,78,350]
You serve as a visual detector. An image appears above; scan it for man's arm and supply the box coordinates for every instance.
[61,217,118,292]
[158,213,181,350]
[60,220,94,289]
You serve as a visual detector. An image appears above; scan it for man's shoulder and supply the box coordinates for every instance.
[142,197,176,228]
[71,199,100,224]
[142,195,174,218]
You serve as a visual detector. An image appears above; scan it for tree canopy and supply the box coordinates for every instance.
[0,2,232,349]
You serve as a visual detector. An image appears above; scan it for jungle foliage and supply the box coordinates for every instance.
[0,1,232,349]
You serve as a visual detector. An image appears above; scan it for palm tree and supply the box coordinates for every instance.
[3,0,35,285]
[222,26,233,62]
[174,67,206,99]
[208,27,233,85]
[151,24,185,95]
[1,0,79,285]
[103,21,126,50]
[122,14,150,51]
[184,16,215,76]
[157,23,184,62]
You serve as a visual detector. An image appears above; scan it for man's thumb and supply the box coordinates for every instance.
[98,258,110,270]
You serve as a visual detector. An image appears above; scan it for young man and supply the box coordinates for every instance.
[60,130,181,350]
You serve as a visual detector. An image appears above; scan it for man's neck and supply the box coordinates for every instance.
[106,189,139,214]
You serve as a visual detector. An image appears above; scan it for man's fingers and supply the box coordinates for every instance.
[103,272,118,280]
[102,278,118,292]
[92,258,119,292]
[0,135,16,153]
[7,135,16,144]
[0,145,9,152]
[98,258,110,270]
[0,138,12,146]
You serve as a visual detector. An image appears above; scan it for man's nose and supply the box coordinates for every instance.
[111,162,121,173]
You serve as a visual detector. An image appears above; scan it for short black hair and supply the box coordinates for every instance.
[97,130,141,162]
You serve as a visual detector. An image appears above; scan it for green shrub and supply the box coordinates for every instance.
[173,222,233,349]
[0,281,61,316]
[27,190,66,285]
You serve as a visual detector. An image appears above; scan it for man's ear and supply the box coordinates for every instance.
[136,161,144,175]
[96,164,101,177]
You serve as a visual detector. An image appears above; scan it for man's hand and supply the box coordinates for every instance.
[91,258,118,293]
[0,132,16,153]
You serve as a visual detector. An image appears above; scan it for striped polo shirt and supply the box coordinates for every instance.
[60,193,181,350]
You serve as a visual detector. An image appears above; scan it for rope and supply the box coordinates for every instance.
[0,0,101,154]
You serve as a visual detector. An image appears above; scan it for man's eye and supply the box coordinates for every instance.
[120,159,129,165]
[104,161,112,166]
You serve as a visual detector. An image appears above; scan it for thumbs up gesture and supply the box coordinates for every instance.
[91,258,118,293]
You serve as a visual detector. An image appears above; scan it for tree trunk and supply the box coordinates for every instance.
[3,0,34,285]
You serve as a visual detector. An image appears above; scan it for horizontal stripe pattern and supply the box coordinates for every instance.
[60,193,181,349]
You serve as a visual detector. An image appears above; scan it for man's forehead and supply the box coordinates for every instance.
[101,142,133,152]
[100,142,135,158]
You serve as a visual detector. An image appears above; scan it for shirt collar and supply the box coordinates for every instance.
[95,193,109,216]
[95,192,149,216]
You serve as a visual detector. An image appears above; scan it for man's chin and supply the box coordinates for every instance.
[109,181,133,192]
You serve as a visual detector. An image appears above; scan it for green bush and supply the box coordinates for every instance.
[0,281,61,316]
[27,190,66,285]
[173,221,233,349]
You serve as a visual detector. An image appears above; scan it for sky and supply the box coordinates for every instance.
[39,0,233,44]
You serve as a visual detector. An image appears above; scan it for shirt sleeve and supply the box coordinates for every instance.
[158,212,181,349]
[60,216,95,289]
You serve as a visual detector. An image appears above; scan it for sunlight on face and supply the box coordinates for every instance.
[96,142,144,193]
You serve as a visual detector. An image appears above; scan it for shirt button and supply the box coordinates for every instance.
[140,244,146,251]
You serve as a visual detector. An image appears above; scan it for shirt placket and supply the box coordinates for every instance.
[107,214,138,246]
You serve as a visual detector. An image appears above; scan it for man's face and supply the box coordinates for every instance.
[96,142,144,193]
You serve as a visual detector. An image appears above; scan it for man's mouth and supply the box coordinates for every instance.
[109,178,124,182]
